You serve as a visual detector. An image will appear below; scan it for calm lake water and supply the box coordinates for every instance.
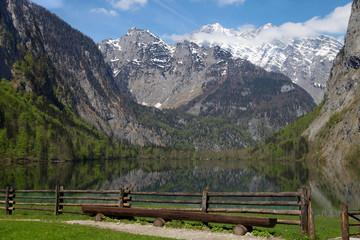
[0,158,359,215]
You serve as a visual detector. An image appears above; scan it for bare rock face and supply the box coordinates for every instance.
[305,0,360,209]
[99,30,233,109]
[306,0,360,155]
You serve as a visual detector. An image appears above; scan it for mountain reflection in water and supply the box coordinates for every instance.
[0,158,358,215]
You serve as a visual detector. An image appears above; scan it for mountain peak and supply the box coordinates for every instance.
[199,23,226,33]
[259,23,274,31]
[123,27,162,45]
[126,27,150,35]
[187,21,343,104]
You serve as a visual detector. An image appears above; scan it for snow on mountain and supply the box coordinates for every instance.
[98,27,316,148]
[185,23,343,104]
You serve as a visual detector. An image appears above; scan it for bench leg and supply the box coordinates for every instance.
[154,218,166,227]
[233,224,248,235]
[95,213,105,222]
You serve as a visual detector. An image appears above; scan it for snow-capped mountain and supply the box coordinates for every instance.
[99,27,222,109]
[99,27,312,111]
[185,23,343,104]
[98,28,315,148]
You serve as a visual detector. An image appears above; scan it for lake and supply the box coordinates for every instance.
[0,158,359,215]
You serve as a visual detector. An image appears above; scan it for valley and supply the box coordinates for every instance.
[0,0,359,217]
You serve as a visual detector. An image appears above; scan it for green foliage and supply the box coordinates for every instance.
[165,220,184,228]
[250,100,324,161]
[0,79,133,161]
[252,230,272,238]
[128,96,259,151]
[15,127,31,158]
[326,113,341,129]
[295,136,309,159]
[319,112,343,139]
[184,222,205,230]
[13,51,48,92]
[272,146,285,159]
[0,129,7,156]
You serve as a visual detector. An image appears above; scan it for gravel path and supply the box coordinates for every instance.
[66,220,283,240]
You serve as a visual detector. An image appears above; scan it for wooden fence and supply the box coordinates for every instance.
[341,205,360,240]
[0,186,315,238]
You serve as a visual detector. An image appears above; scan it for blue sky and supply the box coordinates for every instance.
[31,0,352,43]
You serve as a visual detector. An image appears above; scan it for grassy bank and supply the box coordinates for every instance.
[0,207,346,240]
[0,220,172,240]
[0,208,172,240]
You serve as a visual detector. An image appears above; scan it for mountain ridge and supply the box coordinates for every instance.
[99,27,316,148]
[185,23,343,104]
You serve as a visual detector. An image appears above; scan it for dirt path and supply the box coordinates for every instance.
[66,220,282,240]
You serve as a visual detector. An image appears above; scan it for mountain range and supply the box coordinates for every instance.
[99,28,315,147]
[184,23,343,104]
[99,24,342,106]
[0,0,345,153]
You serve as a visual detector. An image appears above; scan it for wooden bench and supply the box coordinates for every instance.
[82,206,277,235]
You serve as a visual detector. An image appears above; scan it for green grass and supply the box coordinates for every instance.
[0,208,173,240]
[245,214,343,240]
[0,208,347,240]
[0,220,172,240]
[104,214,345,240]
[0,206,88,221]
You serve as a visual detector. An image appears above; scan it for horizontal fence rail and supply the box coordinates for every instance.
[0,186,315,238]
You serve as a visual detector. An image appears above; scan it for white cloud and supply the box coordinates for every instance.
[109,0,147,10]
[237,24,255,32]
[303,3,351,35]
[216,0,245,6]
[250,2,352,43]
[31,0,64,9]
[169,2,351,45]
[90,8,118,16]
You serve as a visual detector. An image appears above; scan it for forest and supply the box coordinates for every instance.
[0,74,321,162]
[0,39,320,162]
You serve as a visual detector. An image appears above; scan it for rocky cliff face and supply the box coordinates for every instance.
[99,28,316,147]
[187,23,343,104]
[99,29,236,109]
[99,28,315,112]
[304,0,360,208]
[0,0,163,146]
[184,58,315,143]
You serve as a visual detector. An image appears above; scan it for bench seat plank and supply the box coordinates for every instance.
[82,206,277,228]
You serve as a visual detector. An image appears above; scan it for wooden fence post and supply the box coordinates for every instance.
[59,186,64,214]
[7,187,14,215]
[54,186,59,216]
[124,187,131,208]
[306,187,315,239]
[202,187,210,213]
[341,205,349,240]
[299,187,308,236]
[4,186,9,215]
[119,186,124,208]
